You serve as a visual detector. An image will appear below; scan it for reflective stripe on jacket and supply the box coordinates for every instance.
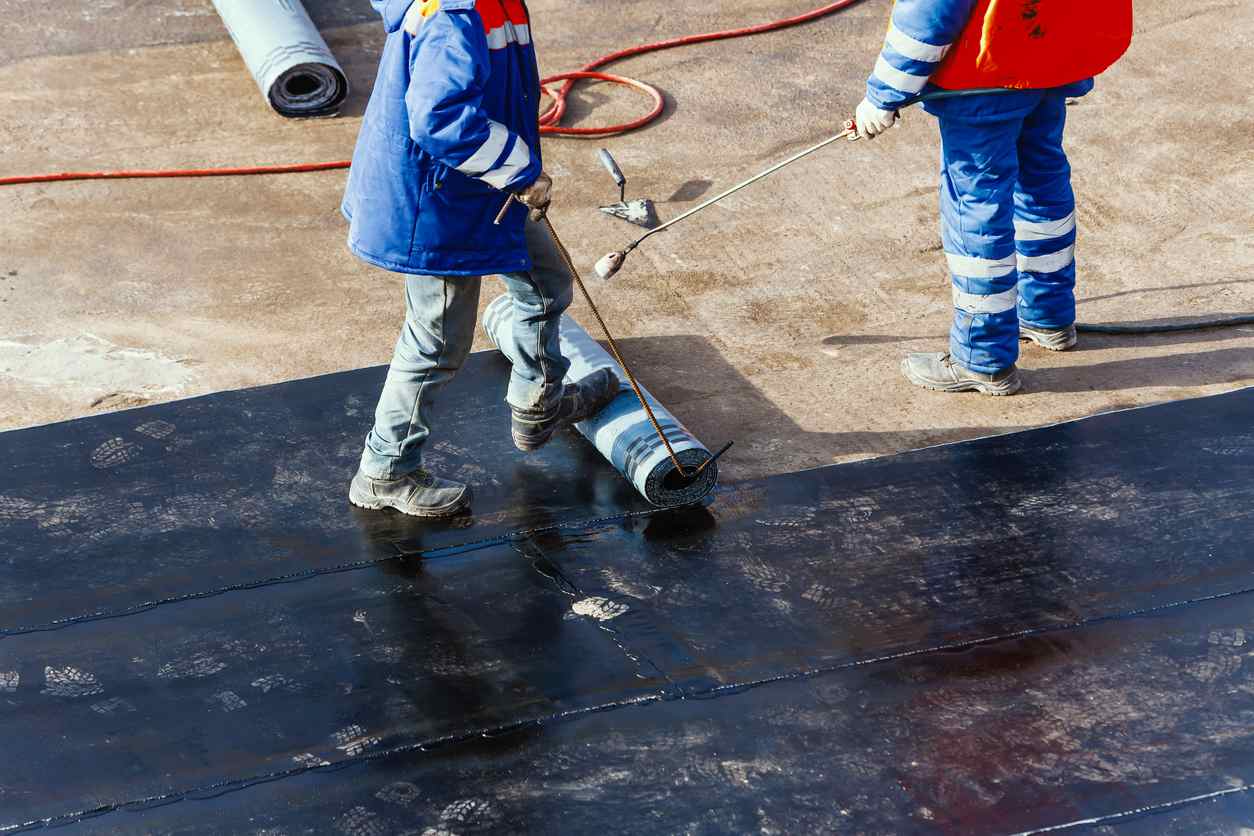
[342,0,543,276]
[866,0,1131,112]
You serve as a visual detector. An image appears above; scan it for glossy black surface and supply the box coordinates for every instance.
[2,378,1253,834]
[0,354,652,634]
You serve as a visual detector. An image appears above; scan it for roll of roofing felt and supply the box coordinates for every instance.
[211,0,348,118]
[483,294,718,507]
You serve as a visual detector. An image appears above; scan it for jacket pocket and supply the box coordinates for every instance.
[347,123,426,266]
[413,164,515,259]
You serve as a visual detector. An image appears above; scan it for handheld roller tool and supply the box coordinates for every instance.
[494,194,732,492]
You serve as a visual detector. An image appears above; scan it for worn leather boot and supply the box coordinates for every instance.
[901,352,1022,396]
[1020,322,1078,352]
[510,368,620,452]
[348,468,470,518]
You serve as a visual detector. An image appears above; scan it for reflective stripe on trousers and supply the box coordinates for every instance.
[939,93,1077,374]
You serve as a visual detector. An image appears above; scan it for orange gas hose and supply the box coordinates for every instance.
[538,0,864,136]
[0,1,863,186]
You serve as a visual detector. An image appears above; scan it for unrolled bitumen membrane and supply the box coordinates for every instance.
[483,293,718,507]
[2,383,1254,833]
[211,0,348,117]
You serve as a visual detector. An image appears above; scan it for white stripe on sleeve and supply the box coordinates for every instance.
[455,121,510,176]
[480,137,531,190]
[885,24,951,63]
[945,252,1018,279]
[1018,244,1076,274]
[872,55,930,95]
[1014,212,1076,241]
[952,286,1018,315]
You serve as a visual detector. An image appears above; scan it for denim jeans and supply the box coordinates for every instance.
[359,217,573,480]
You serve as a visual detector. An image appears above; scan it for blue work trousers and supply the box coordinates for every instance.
[939,94,1078,374]
[359,217,573,480]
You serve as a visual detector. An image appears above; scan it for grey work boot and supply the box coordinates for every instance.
[348,468,470,518]
[511,368,621,452]
[1020,322,1078,352]
[901,352,1022,396]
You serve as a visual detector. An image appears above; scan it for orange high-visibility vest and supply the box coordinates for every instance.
[931,0,1133,90]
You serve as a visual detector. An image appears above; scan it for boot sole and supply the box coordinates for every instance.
[512,427,555,453]
[1020,333,1077,352]
[348,485,470,519]
[511,376,619,453]
[902,362,1023,397]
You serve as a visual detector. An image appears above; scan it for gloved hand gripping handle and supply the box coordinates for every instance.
[847,87,1008,138]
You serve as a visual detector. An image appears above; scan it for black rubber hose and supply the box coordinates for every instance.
[1077,315,1254,335]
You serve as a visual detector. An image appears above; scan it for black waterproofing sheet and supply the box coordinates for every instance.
[1,360,1253,834]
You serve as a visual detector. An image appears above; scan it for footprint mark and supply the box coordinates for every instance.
[90,437,141,469]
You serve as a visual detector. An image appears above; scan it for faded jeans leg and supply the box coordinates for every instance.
[359,273,482,479]
[497,217,573,414]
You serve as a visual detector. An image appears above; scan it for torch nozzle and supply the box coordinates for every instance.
[594,250,626,280]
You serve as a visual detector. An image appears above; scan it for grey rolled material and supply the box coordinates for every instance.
[211,0,348,117]
[484,294,718,507]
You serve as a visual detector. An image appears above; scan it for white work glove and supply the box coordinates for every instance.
[515,171,552,221]
[853,97,900,140]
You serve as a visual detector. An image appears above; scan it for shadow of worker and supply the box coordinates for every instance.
[614,334,1030,474]
[338,505,530,748]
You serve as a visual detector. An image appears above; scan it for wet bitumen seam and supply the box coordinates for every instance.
[1012,782,1254,834]
[0,505,675,639]
[510,535,680,693]
[4,581,1254,834]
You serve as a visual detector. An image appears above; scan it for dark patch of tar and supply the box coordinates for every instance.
[2,371,1254,834]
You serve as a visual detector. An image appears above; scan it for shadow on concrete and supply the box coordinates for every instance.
[825,318,1254,356]
[1078,278,1254,306]
[613,334,1026,477]
[324,29,384,119]
[666,179,714,203]
[820,333,936,350]
[0,0,379,64]
[1027,346,1254,394]
[1073,315,1254,351]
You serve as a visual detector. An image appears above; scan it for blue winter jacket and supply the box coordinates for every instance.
[342,0,543,276]
[865,0,1093,123]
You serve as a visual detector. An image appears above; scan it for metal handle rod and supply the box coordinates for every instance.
[617,88,1010,252]
[598,148,627,203]
[540,214,691,478]
[625,127,853,251]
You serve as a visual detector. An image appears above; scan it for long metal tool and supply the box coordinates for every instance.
[592,89,1017,279]
[541,213,693,479]
[594,126,854,279]
[494,196,714,481]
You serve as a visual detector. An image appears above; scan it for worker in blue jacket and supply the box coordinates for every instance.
[342,0,618,518]
[854,0,1131,395]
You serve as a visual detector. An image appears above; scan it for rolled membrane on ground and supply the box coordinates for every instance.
[211,0,348,117]
[483,294,718,507]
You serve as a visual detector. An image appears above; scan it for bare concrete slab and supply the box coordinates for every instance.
[1,0,1251,479]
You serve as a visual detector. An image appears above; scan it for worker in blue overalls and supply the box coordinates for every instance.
[853,0,1132,395]
[342,0,618,517]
